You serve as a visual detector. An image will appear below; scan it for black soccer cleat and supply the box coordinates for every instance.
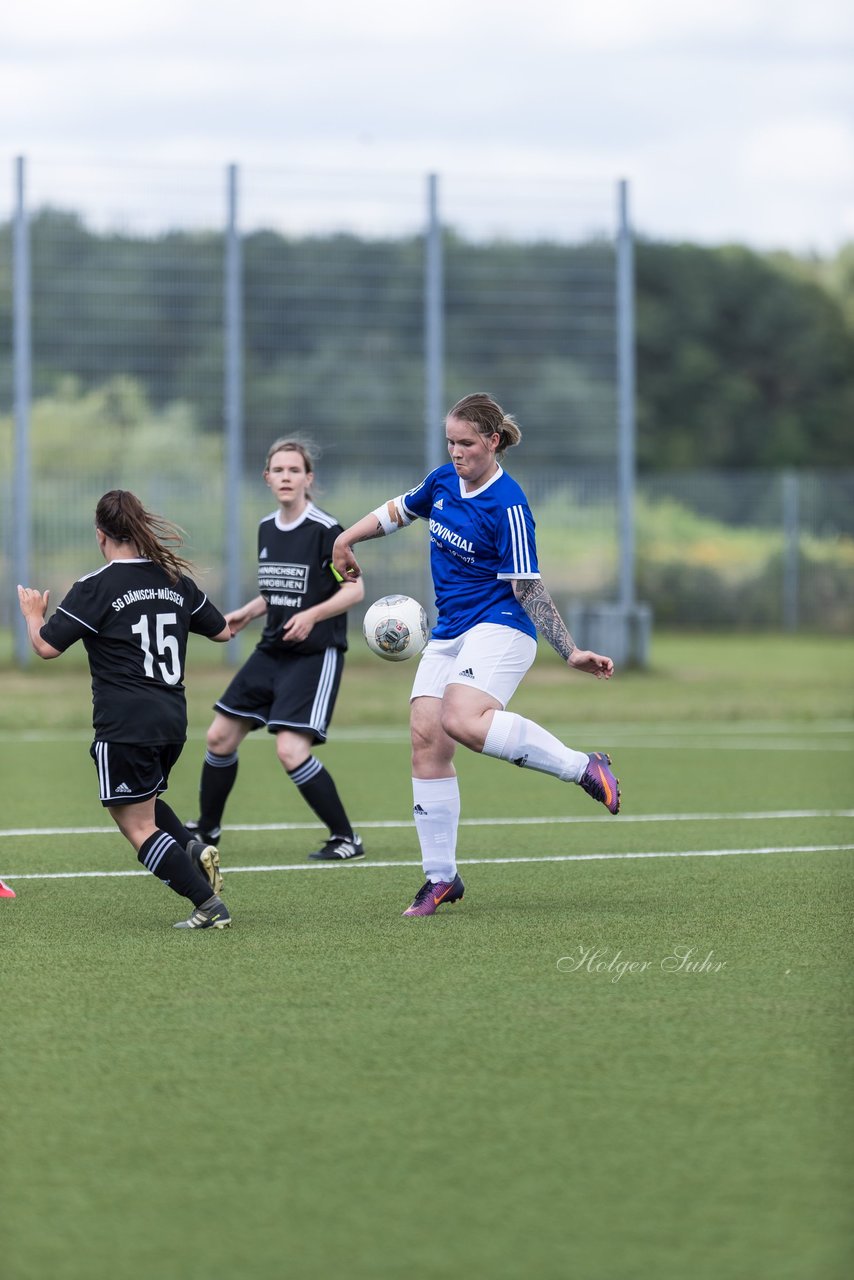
[308,834,365,862]
[186,838,224,896]
[185,819,222,845]
[173,897,232,930]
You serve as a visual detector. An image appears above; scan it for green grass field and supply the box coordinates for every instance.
[2,633,853,1280]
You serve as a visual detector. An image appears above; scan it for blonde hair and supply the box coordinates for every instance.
[447,392,522,457]
[95,490,192,584]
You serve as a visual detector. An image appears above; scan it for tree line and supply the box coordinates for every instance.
[1,209,851,471]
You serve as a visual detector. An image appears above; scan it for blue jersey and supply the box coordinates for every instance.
[401,463,540,641]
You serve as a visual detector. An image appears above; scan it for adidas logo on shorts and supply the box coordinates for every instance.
[115,782,132,794]
[458,667,474,679]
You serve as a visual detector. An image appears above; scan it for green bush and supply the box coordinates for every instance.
[637,549,854,631]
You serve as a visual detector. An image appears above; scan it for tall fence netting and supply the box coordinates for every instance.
[1,159,851,643]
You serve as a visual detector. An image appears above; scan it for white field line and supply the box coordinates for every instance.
[2,808,854,840]
[2,844,853,883]
[1,723,853,752]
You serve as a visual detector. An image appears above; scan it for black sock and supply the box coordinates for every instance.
[199,749,239,831]
[154,799,192,849]
[288,757,353,839]
[137,830,212,906]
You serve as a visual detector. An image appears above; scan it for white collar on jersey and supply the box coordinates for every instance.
[458,464,504,500]
[274,505,312,532]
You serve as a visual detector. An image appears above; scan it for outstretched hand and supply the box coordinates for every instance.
[225,607,252,636]
[332,537,362,582]
[17,585,50,620]
[568,648,614,679]
[17,585,62,658]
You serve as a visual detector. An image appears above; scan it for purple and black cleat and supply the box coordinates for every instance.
[579,752,621,814]
[402,873,466,918]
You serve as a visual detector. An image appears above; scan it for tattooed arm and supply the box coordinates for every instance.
[512,578,576,659]
[512,578,614,678]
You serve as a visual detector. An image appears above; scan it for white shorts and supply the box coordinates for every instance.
[410,623,537,709]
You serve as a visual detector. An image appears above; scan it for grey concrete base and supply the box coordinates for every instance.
[565,603,653,669]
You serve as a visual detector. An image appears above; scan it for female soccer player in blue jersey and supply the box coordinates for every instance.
[333,392,620,918]
[17,490,234,929]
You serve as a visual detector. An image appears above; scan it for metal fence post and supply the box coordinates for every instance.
[13,156,32,666]
[424,172,444,474]
[782,469,800,631]
[224,162,243,662]
[616,178,636,611]
[422,172,444,618]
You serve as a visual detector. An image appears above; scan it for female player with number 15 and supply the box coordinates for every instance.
[17,489,233,930]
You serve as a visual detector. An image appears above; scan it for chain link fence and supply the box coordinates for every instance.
[2,159,852,657]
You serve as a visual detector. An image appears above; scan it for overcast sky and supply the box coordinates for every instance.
[4,0,853,253]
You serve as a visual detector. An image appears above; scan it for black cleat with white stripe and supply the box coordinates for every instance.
[174,896,232,930]
[308,834,365,862]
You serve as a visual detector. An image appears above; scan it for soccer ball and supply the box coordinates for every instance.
[363,595,429,662]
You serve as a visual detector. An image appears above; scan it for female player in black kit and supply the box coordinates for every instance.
[186,438,366,861]
[17,490,234,930]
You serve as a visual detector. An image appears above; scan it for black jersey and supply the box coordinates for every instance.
[41,559,226,744]
[256,504,348,656]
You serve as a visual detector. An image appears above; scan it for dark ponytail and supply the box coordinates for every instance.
[95,491,193,584]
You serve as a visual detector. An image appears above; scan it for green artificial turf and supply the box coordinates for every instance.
[1,632,852,1279]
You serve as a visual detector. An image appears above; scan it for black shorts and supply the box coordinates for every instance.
[214,647,345,743]
[90,741,184,807]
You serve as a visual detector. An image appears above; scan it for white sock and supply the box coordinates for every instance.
[412,776,460,883]
[482,709,588,783]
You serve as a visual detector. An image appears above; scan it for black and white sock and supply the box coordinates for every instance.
[137,830,212,906]
[198,749,239,833]
[154,799,193,849]
[288,756,353,840]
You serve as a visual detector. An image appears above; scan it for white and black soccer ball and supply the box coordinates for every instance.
[362,594,429,662]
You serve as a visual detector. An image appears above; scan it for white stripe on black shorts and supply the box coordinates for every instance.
[214,646,345,743]
[89,740,184,806]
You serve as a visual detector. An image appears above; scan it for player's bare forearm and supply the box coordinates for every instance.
[327,577,365,614]
[282,576,364,642]
[514,578,614,678]
[332,515,384,581]
[513,578,577,661]
[226,595,267,634]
